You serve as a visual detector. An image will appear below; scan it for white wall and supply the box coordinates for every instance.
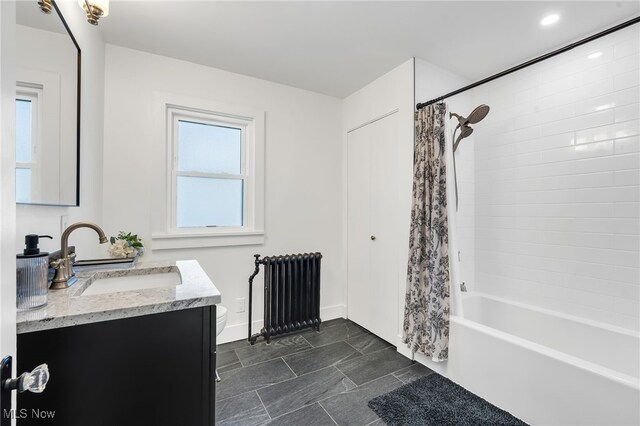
[471,24,640,330]
[15,1,106,259]
[102,45,344,343]
[342,58,415,346]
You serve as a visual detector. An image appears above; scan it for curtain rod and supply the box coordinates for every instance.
[416,16,640,110]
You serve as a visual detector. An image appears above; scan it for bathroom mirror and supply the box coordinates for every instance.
[15,0,80,206]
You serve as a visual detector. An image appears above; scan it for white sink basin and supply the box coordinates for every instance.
[81,271,182,296]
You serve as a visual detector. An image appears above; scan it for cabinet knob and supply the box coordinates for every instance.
[370,235,376,241]
[3,363,49,394]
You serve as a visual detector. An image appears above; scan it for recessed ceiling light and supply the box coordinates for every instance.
[540,14,560,26]
[588,51,603,59]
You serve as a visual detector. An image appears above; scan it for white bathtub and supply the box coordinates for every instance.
[409,293,640,425]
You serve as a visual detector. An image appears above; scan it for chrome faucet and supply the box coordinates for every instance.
[50,222,108,289]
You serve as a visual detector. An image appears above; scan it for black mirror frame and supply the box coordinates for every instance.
[19,1,81,207]
[54,0,81,207]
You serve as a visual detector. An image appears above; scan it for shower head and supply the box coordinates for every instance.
[450,104,490,212]
[450,104,489,152]
[467,104,490,124]
[459,125,473,139]
[449,104,490,128]
[453,125,474,152]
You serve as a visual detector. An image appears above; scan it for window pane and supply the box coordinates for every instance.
[176,176,243,228]
[16,99,32,163]
[178,120,241,174]
[16,168,31,203]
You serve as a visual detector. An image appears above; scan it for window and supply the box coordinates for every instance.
[15,87,42,203]
[152,94,265,249]
[174,117,246,228]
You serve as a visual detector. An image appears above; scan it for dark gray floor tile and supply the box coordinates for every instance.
[218,349,243,373]
[337,347,413,386]
[216,391,271,426]
[345,333,391,354]
[257,367,356,418]
[267,403,335,426]
[283,341,361,376]
[219,361,244,374]
[392,363,434,384]
[236,335,312,366]
[320,375,402,426]
[302,322,367,347]
[322,318,349,328]
[218,339,250,354]
[217,358,296,401]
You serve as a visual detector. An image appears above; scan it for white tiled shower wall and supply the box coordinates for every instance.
[467,24,639,330]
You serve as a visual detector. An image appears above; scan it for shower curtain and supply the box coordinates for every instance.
[403,103,451,362]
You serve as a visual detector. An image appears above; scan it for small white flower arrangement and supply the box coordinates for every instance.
[108,231,145,258]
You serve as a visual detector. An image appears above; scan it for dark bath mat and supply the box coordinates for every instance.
[367,373,528,426]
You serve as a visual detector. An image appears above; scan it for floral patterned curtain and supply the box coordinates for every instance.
[402,103,450,362]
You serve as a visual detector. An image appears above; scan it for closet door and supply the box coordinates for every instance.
[347,121,371,334]
[347,113,399,345]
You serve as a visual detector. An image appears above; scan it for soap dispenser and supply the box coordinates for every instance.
[16,234,52,310]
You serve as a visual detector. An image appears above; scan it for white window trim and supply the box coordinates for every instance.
[15,85,43,202]
[152,93,265,250]
[169,110,250,232]
[16,68,64,204]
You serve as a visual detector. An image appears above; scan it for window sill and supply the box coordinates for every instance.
[151,231,264,250]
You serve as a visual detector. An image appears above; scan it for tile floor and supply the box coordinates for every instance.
[215,318,434,425]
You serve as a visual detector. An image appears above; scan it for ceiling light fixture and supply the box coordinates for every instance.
[540,14,560,27]
[588,51,603,59]
[78,0,109,25]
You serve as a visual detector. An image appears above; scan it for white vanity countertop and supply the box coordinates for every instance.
[17,260,221,334]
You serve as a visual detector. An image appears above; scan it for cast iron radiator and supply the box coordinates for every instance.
[248,252,322,344]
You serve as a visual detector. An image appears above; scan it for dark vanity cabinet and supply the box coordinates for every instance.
[17,306,216,425]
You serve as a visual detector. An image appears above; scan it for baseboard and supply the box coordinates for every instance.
[319,304,347,321]
[217,304,347,344]
[218,318,264,345]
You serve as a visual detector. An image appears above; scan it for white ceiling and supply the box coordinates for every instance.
[98,1,640,98]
